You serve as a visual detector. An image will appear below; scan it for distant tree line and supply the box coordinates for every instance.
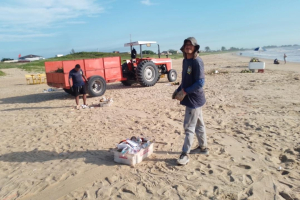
[142,50,155,54]
[203,46,247,52]
[263,44,299,49]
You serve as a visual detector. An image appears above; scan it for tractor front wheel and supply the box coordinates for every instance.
[168,69,177,82]
[136,60,159,87]
[87,76,106,97]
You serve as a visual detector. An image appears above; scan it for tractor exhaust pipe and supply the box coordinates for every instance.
[157,44,161,58]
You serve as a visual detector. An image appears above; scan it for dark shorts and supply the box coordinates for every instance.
[72,85,86,96]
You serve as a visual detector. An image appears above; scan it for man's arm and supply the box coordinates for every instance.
[69,78,72,87]
[184,59,205,94]
[184,79,205,94]
[69,71,72,88]
[81,70,88,82]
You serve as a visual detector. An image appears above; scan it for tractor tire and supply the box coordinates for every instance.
[168,69,177,82]
[63,88,73,95]
[157,75,161,82]
[87,76,106,97]
[136,60,159,87]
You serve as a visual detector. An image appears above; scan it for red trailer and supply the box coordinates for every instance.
[45,41,177,97]
[45,57,124,96]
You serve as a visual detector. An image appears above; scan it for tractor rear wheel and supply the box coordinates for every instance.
[136,60,158,87]
[168,69,177,82]
[157,73,161,82]
[87,76,106,97]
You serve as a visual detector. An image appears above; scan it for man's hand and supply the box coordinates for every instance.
[172,90,178,99]
[70,86,73,92]
[173,89,186,101]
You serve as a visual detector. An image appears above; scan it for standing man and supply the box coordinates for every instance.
[172,37,208,165]
[284,53,287,64]
[69,64,89,109]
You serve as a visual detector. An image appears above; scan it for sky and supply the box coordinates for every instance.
[0,0,299,59]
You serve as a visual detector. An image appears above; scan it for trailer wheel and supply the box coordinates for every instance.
[168,69,177,82]
[136,60,158,87]
[87,76,106,97]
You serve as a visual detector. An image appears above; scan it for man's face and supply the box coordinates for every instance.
[184,41,195,54]
[75,67,80,72]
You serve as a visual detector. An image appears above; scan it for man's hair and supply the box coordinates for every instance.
[75,64,81,68]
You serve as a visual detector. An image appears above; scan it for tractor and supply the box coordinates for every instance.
[121,41,177,86]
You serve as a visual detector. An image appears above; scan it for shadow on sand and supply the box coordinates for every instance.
[0,91,68,105]
[0,149,116,166]
[0,80,173,105]
[0,149,181,166]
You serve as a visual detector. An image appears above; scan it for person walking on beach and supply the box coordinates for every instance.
[172,37,208,165]
[284,53,287,64]
[69,64,89,109]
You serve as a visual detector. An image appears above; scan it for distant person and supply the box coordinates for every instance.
[274,58,280,64]
[172,37,208,165]
[284,53,287,64]
[69,64,89,109]
[131,48,137,59]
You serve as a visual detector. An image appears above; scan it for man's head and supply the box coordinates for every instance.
[75,64,81,71]
[180,37,200,59]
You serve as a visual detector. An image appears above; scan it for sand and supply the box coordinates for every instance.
[0,53,300,200]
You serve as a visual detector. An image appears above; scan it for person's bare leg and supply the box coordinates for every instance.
[83,94,87,105]
[75,96,80,109]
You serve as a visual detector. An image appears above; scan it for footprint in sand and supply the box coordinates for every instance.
[242,174,253,186]
[246,187,254,197]
[281,170,289,176]
[278,180,293,189]
[226,171,235,182]
[213,186,219,195]
[237,164,251,170]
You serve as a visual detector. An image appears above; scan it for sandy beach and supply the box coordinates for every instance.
[0,53,300,200]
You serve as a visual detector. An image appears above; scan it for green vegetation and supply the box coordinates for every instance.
[0,51,234,72]
[1,58,14,62]
[241,69,253,73]
[0,70,6,76]
[168,49,178,54]
[142,50,155,54]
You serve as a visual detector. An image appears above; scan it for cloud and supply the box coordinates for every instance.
[0,33,56,42]
[0,0,104,41]
[141,0,154,6]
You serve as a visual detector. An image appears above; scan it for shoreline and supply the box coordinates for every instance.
[229,53,300,73]
[239,53,300,64]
